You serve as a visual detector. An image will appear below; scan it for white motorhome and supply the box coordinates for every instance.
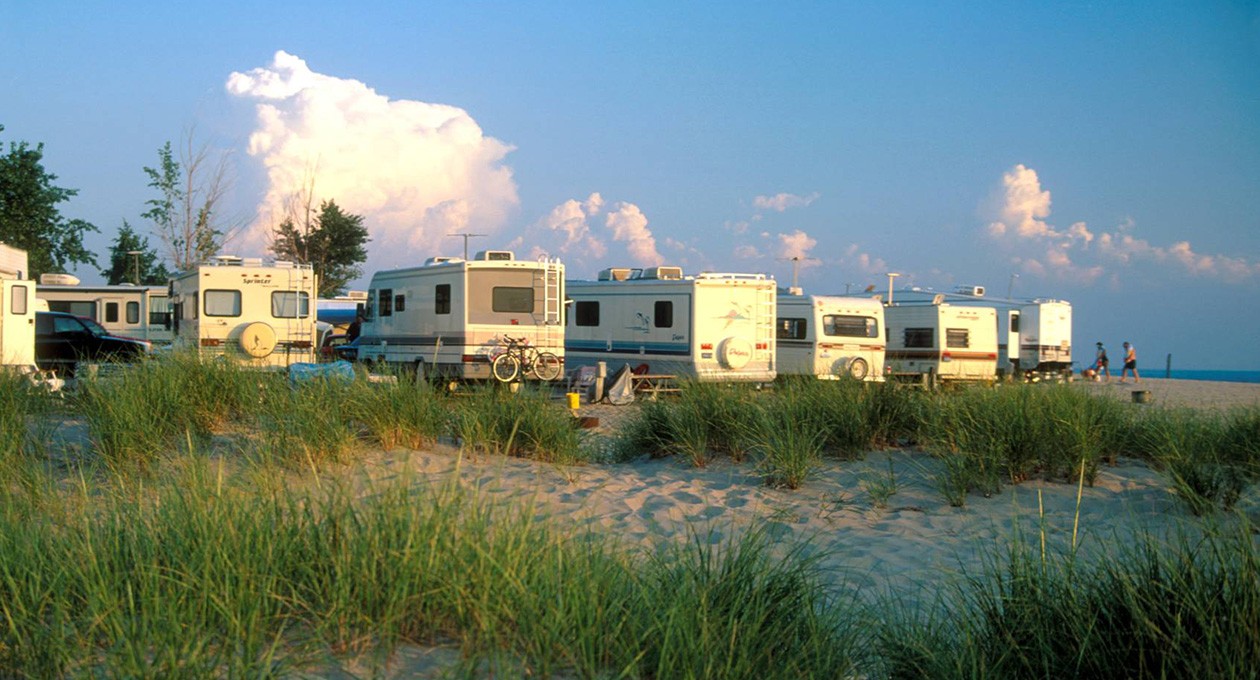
[565,267,777,382]
[36,275,173,343]
[884,302,997,386]
[0,244,36,369]
[776,292,885,381]
[898,286,1072,380]
[168,256,319,368]
[356,251,565,381]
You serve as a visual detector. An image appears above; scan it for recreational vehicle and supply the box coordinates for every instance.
[565,267,777,382]
[356,251,565,381]
[776,292,885,381]
[168,256,319,368]
[884,302,997,386]
[897,286,1072,380]
[36,275,173,343]
[0,244,36,369]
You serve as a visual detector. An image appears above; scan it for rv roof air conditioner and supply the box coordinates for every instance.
[40,273,82,286]
[425,256,463,265]
[639,266,684,280]
[242,257,264,267]
[211,255,243,266]
[475,250,514,261]
[598,267,633,281]
[955,285,985,297]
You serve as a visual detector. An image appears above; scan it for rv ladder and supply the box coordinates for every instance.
[537,257,563,348]
[755,282,776,366]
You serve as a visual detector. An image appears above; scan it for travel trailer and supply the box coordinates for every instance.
[883,302,998,386]
[356,251,565,381]
[897,286,1072,380]
[776,292,885,381]
[565,267,777,382]
[168,256,319,368]
[36,275,173,343]
[0,244,36,369]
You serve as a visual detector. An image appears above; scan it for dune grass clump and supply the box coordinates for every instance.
[1125,407,1260,514]
[448,386,584,463]
[612,382,762,465]
[0,457,862,679]
[878,524,1260,679]
[345,375,447,450]
[920,385,1130,505]
[0,372,51,463]
[251,377,360,469]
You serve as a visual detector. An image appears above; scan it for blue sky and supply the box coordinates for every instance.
[3,1,1258,369]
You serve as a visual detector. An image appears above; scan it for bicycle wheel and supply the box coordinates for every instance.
[491,352,521,383]
[531,351,562,381]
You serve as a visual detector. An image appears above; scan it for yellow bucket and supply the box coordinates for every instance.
[566,392,581,410]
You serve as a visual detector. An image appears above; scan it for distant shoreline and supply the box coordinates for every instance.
[1159,370,1260,384]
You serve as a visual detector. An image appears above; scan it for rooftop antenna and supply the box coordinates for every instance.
[776,256,820,290]
[446,232,486,260]
[885,272,901,305]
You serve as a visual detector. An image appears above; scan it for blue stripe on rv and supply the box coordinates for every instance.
[565,340,691,356]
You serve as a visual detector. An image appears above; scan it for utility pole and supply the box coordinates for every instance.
[1007,272,1020,299]
[446,232,485,260]
[126,250,143,285]
[885,272,901,305]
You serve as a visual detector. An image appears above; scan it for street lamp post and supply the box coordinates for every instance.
[126,250,143,285]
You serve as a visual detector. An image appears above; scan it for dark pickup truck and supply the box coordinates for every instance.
[35,311,152,376]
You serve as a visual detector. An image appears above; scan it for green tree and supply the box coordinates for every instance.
[0,124,98,277]
[143,137,237,272]
[272,199,370,297]
[100,220,172,285]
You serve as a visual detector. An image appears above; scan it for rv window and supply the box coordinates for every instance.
[654,301,673,328]
[946,328,970,348]
[10,284,27,314]
[824,315,878,339]
[574,301,599,327]
[435,284,451,315]
[492,287,534,313]
[904,328,933,348]
[1009,313,1020,333]
[271,291,311,318]
[149,296,170,326]
[777,318,807,340]
[50,300,97,318]
[378,289,393,317]
[105,302,119,323]
[204,290,242,317]
[126,302,140,324]
[394,294,405,313]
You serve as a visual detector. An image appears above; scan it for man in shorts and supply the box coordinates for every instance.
[1119,341,1140,383]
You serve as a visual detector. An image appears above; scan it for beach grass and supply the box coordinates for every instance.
[877,520,1260,679]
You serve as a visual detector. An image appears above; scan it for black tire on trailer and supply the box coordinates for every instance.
[532,351,562,381]
[491,353,520,383]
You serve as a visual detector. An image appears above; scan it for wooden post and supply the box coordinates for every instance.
[1165,353,1171,379]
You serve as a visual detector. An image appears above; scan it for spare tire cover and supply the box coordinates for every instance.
[846,357,869,380]
[240,322,277,358]
[718,337,753,370]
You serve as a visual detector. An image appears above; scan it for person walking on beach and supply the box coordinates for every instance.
[1119,341,1140,383]
[1094,342,1110,382]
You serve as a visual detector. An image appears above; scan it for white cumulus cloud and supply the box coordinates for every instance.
[226,51,519,268]
[985,164,1259,283]
[753,192,820,213]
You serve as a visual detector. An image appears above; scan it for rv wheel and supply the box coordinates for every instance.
[846,357,869,381]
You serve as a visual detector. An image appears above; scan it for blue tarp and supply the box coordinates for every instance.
[289,361,356,386]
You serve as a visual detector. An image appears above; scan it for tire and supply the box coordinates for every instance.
[847,357,869,381]
[491,353,520,383]
[531,351,562,381]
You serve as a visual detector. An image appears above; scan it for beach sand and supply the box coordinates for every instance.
[305,376,1260,676]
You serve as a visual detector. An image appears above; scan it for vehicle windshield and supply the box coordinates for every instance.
[77,317,108,336]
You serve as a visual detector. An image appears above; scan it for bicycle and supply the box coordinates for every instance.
[490,335,562,383]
